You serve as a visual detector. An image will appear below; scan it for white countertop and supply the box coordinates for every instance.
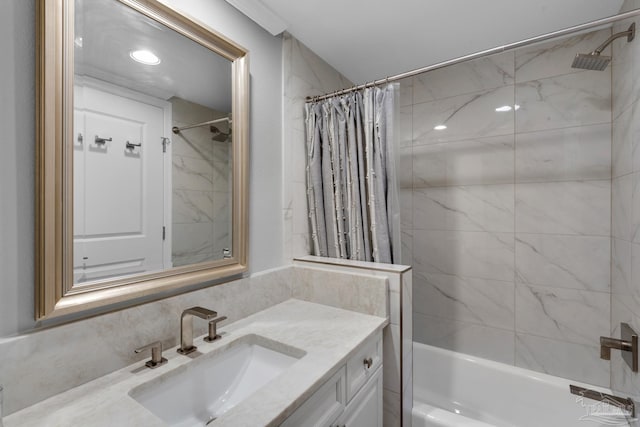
[4,299,387,427]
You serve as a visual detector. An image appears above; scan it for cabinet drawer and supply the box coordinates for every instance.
[281,367,346,427]
[345,332,382,402]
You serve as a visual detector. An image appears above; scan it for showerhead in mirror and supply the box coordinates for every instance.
[571,22,635,70]
[210,125,231,142]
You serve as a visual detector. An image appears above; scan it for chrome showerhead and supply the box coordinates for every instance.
[571,22,635,71]
[210,125,231,142]
[571,53,611,71]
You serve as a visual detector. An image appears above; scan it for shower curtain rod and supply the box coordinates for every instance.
[172,116,232,134]
[305,8,640,103]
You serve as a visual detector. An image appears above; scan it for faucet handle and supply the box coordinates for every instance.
[204,316,228,342]
[134,341,168,369]
[183,306,217,320]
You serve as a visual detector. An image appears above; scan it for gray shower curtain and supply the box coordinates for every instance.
[305,84,400,264]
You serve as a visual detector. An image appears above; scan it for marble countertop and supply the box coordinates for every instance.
[4,299,387,427]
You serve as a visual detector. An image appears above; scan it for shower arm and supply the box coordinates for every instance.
[591,22,635,55]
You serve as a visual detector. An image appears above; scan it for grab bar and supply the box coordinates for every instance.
[570,385,635,418]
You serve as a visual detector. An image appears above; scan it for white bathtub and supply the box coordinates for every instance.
[412,342,637,427]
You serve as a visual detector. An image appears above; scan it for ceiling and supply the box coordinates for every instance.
[76,0,232,112]
[226,0,625,84]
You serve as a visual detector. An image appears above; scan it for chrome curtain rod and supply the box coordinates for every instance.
[172,116,232,134]
[306,8,640,103]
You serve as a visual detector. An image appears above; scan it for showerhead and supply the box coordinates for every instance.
[571,53,611,71]
[210,125,231,142]
[571,22,635,71]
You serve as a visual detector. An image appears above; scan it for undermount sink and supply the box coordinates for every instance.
[130,334,305,427]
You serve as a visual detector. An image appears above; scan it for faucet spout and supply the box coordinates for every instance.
[178,307,218,355]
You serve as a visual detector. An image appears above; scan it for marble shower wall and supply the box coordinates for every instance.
[171,97,232,266]
[611,0,640,397]
[403,28,613,386]
[282,34,353,260]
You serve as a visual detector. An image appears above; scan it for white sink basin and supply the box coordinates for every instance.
[130,334,305,427]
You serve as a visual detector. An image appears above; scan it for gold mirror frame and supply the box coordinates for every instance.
[35,0,249,320]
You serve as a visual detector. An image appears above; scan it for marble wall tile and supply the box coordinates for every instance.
[413,184,514,232]
[515,180,610,236]
[515,71,611,133]
[515,334,609,387]
[284,35,353,99]
[172,189,214,223]
[412,135,514,188]
[172,155,213,191]
[633,172,640,243]
[612,105,633,178]
[399,105,412,147]
[401,271,413,361]
[412,86,514,144]
[413,312,515,364]
[291,266,388,318]
[172,222,214,258]
[291,182,308,236]
[400,229,413,267]
[384,324,402,394]
[172,129,215,161]
[515,233,610,292]
[212,160,230,193]
[413,52,514,103]
[413,230,515,281]
[413,272,515,329]
[611,238,632,301]
[612,16,640,120]
[612,174,633,241]
[398,147,413,189]
[383,389,402,427]
[515,124,611,182]
[629,242,640,309]
[400,189,413,230]
[291,233,311,259]
[402,350,413,427]
[515,284,609,345]
[212,191,231,224]
[514,29,612,83]
[398,77,413,108]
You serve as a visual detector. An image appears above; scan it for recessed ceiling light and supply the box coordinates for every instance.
[434,124,447,131]
[495,105,512,112]
[129,50,161,65]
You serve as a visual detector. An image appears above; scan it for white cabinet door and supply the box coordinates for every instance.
[73,84,169,283]
[335,367,382,427]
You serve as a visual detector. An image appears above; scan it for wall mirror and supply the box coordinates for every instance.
[36,0,249,320]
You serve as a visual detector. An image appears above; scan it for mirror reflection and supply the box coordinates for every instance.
[73,0,233,285]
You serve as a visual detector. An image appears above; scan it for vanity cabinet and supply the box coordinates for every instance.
[280,331,383,427]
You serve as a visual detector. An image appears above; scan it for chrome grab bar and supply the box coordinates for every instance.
[570,384,635,418]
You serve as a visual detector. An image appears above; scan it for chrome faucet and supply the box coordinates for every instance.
[177,307,218,355]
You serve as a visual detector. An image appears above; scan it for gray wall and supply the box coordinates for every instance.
[402,28,613,386]
[0,0,284,337]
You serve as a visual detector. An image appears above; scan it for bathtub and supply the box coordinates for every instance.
[412,342,637,427]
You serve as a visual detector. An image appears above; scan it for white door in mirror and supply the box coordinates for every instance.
[73,83,168,284]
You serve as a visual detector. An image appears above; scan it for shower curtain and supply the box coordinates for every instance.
[305,84,400,264]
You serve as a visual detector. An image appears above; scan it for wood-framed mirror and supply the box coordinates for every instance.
[36,0,249,320]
